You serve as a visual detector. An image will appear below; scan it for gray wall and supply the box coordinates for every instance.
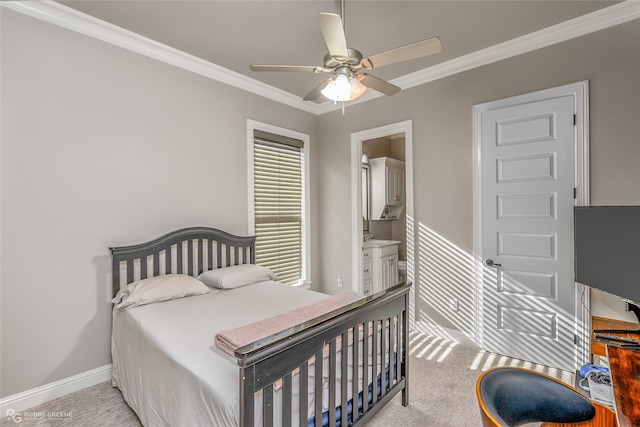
[316,20,640,337]
[0,10,317,397]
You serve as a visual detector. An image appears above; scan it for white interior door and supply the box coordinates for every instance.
[475,87,588,371]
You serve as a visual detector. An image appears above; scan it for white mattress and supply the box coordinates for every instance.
[112,280,393,427]
[112,281,329,427]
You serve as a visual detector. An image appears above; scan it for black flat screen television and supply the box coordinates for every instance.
[574,206,640,311]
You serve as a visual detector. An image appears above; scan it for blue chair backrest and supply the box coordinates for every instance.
[479,368,596,426]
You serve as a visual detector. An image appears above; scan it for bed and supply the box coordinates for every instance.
[110,227,410,426]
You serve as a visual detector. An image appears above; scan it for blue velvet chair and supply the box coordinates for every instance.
[476,367,616,427]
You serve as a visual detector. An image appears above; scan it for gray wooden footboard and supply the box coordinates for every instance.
[235,282,411,427]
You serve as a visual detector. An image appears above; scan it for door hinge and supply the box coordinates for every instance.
[574,187,577,199]
[574,334,580,346]
[573,114,577,125]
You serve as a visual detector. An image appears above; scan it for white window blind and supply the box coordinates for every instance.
[253,130,304,285]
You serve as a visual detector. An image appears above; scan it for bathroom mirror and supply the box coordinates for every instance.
[362,164,370,232]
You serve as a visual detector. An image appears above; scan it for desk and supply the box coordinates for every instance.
[591,316,639,357]
[605,333,640,427]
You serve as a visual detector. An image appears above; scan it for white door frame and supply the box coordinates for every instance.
[351,120,414,294]
[472,81,591,365]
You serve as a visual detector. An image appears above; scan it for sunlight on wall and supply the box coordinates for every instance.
[417,222,476,338]
[406,215,416,323]
[414,221,585,371]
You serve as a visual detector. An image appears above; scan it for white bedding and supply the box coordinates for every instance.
[112,280,329,427]
[112,280,393,427]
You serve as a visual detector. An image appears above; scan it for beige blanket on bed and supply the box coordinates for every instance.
[214,290,362,357]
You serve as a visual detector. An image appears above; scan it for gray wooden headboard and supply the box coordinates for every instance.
[110,227,256,297]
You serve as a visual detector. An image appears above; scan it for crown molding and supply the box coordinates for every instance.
[395,0,640,92]
[3,1,639,116]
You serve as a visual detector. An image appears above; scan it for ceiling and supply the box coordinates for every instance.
[56,0,619,103]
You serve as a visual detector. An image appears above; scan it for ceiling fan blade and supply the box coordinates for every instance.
[303,78,331,101]
[250,65,323,73]
[361,37,442,69]
[318,12,349,60]
[358,74,401,96]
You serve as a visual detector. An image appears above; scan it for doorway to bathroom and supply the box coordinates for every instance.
[351,120,414,297]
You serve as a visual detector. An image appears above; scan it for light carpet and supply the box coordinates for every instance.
[1,330,573,427]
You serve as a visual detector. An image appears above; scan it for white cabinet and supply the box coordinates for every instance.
[374,244,399,292]
[362,241,400,295]
[384,162,405,206]
[369,157,405,220]
[379,250,399,291]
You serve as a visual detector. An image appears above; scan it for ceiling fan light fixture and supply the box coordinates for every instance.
[349,76,367,100]
[321,73,350,102]
[321,74,367,102]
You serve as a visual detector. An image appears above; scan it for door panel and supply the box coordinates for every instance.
[500,269,556,298]
[497,153,556,182]
[479,95,578,371]
[498,232,556,258]
[499,305,557,338]
[497,113,556,145]
[498,193,556,219]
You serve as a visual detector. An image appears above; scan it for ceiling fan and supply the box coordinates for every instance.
[250,0,442,103]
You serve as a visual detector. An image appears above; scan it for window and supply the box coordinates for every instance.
[248,122,309,286]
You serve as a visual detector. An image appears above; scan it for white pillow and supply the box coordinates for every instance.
[198,264,277,289]
[112,274,210,310]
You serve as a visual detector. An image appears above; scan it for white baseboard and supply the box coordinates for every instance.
[0,364,112,416]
